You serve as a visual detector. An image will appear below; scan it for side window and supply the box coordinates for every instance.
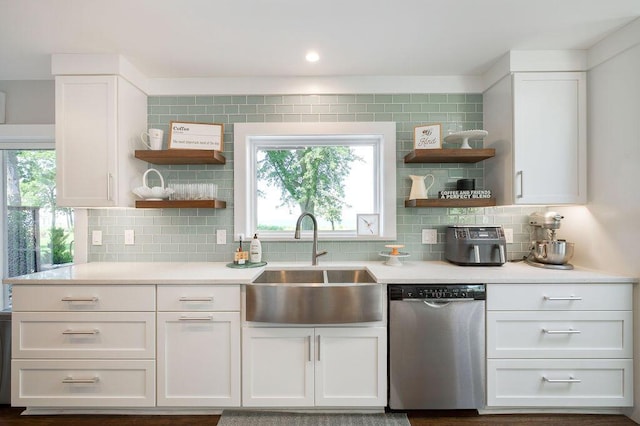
[2,149,74,308]
[234,122,396,240]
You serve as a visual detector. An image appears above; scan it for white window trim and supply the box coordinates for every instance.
[234,122,396,241]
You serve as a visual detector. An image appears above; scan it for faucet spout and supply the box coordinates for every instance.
[294,212,328,266]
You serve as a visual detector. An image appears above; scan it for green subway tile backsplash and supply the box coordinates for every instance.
[88,92,535,263]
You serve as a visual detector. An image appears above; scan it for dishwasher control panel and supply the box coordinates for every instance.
[389,284,485,301]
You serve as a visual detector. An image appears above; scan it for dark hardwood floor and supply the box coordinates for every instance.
[0,407,635,425]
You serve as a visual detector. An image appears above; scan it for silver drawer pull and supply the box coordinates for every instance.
[62,376,100,384]
[63,329,100,335]
[543,376,581,384]
[179,297,214,302]
[179,316,213,321]
[61,297,98,303]
[542,328,581,334]
[543,295,582,301]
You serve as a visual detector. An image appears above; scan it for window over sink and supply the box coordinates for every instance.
[234,122,396,241]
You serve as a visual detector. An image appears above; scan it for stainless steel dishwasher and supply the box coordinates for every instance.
[388,284,485,410]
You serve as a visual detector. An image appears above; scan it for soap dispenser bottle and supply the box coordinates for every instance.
[249,233,262,263]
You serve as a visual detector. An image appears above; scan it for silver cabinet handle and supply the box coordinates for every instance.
[107,173,113,201]
[517,170,524,198]
[543,376,581,384]
[179,296,214,302]
[63,376,100,384]
[179,316,213,321]
[544,295,583,301]
[61,297,98,303]
[63,329,100,335]
[542,328,581,334]
[317,335,321,361]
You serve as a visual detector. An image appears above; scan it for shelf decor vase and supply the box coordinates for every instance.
[409,174,435,200]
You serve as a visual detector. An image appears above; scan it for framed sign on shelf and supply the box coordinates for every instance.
[414,123,442,149]
[168,121,224,151]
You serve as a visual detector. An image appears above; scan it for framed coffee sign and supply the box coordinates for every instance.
[413,123,441,149]
[168,121,224,151]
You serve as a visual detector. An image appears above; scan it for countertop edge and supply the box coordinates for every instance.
[3,261,637,285]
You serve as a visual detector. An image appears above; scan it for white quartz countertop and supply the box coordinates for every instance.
[3,260,636,285]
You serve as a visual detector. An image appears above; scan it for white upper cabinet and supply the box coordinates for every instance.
[484,72,587,205]
[55,75,147,207]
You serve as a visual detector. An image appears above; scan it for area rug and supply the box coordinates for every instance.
[217,410,410,426]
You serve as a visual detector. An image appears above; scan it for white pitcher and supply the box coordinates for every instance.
[409,174,435,200]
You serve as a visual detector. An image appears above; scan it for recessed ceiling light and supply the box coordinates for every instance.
[305,51,320,62]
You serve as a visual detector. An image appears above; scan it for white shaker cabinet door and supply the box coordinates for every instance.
[512,72,587,204]
[484,72,586,205]
[314,327,387,407]
[242,327,314,407]
[157,312,240,407]
[55,75,147,207]
[56,76,117,207]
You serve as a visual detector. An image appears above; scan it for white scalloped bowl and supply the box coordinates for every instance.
[132,186,174,200]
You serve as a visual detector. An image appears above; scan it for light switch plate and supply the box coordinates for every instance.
[504,228,514,244]
[217,229,226,245]
[422,229,437,244]
[92,230,102,246]
[124,230,135,245]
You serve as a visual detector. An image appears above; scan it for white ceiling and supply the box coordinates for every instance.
[1,0,639,80]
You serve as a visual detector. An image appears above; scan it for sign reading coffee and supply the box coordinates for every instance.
[168,121,224,151]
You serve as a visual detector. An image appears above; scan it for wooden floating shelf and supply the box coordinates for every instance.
[404,198,496,208]
[134,149,226,165]
[135,199,227,209]
[404,148,495,163]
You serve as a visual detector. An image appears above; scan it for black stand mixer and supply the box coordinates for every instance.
[526,212,575,270]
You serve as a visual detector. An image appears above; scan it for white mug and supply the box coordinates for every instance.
[141,128,163,150]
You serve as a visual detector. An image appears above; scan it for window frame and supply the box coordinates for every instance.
[234,122,396,241]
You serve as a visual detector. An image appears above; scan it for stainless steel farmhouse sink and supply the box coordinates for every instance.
[246,269,382,324]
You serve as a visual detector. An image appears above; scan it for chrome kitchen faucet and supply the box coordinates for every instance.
[294,212,328,266]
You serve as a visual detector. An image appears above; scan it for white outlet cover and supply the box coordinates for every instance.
[124,230,135,245]
[422,229,437,244]
[91,230,102,246]
[217,229,226,245]
[504,228,514,244]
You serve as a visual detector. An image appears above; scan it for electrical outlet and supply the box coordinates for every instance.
[217,229,226,245]
[124,230,135,245]
[91,230,102,246]
[504,228,514,244]
[422,229,437,244]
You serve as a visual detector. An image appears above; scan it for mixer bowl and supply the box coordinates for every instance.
[531,240,574,265]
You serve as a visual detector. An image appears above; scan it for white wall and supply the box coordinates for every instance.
[0,80,54,124]
[556,36,640,422]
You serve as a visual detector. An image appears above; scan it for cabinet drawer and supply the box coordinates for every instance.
[12,285,155,312]
[12,359,155,407]
[487,283,631,311]
[487,311,632,358]
[157,285,240,311]
[487,359,633,407]
[13,312,155,359]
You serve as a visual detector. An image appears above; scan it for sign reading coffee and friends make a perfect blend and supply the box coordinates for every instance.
[439,190,492,199]
[168,121,224,151]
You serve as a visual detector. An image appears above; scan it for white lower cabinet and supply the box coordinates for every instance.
[12,359,155,407]
[11,284,157,408]
[487,359,633,407]
[242,326,386,407]
[486,283,633,408]
[157,311,240,407]
[156,285,241,407]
